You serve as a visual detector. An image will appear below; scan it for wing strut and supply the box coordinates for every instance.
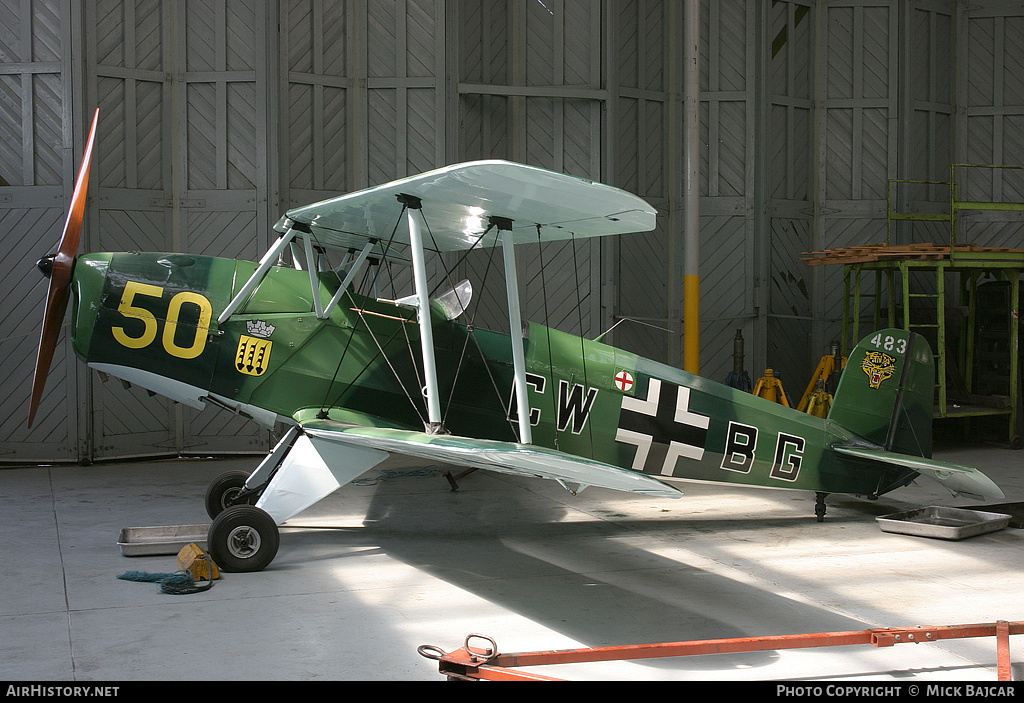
[398,194,444,433]
[319,239,376,318]
[218,228,298,324]
[496,216,532,445]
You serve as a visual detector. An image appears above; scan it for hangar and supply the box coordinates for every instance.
[2,0,1023,682]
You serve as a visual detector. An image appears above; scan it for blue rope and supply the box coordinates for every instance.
[118,564,214,595]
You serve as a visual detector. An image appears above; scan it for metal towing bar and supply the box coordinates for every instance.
[419,620,1023,681]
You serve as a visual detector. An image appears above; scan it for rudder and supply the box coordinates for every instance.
[828,329,934,458]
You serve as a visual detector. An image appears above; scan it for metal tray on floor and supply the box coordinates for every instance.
[117,524,210,556]
[876,507,1010,540]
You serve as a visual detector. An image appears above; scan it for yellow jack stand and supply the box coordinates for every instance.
[753,369,790,406]
[797,343,847,414]
[802,379,833,418]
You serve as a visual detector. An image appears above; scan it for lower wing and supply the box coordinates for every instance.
[298,417,682,500]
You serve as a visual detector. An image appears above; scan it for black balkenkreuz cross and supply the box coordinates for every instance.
[615,378,709,476]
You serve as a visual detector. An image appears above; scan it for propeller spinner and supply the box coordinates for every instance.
[27,108,99,428]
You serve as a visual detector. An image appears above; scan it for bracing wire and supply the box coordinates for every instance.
[570,231,596,454]
[316,204,428,426]
[535,224,560,450]
[421,213,521,439]
[441,226,500,427]
[307,199,529,440]
[411,210,519,434]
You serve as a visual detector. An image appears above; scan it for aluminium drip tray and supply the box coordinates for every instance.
[876,507,1011,541]
[117,524,211,557]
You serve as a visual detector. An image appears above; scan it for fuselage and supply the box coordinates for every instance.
[70,251,910,498]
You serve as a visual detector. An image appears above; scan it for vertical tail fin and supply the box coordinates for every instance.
[828,329,935,458]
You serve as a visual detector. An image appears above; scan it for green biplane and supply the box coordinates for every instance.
[29,111,1003,572]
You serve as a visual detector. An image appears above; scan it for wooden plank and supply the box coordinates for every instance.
[799,242,1024,265]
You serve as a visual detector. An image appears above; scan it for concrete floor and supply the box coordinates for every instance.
[2,438,1023,682]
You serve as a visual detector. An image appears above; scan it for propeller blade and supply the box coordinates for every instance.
[28,108,99,428]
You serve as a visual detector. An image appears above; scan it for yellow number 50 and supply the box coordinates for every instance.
[111,281,212,360]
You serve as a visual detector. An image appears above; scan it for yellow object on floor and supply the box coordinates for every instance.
[177,542,220,581]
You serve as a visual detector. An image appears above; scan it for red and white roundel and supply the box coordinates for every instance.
[614,370,634,392]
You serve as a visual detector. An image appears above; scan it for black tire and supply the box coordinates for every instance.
[205,470,253,519]
[207,505,280,573]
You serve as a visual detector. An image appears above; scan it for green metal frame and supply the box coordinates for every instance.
[844,260,1020,433]
[842,166,1023,442]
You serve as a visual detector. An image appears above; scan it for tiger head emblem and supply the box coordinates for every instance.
[861,350,896,389]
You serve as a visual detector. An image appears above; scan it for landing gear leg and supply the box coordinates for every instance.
[204,428,302,519]
[814,492,829,522]
[202,427,390,572]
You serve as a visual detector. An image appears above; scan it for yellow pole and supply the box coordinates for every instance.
[682,0,700,375]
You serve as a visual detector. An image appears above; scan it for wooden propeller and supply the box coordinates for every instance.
[28,108,99,428]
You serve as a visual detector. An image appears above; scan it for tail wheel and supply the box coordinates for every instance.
[208,505,279,573]
[205,470,255,519]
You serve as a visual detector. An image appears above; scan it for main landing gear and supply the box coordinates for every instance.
[199,426,389,574]
[205,470,279,573]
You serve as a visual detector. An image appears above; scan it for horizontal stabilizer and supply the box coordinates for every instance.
[834,445,1004,501]
[300,422,682,499]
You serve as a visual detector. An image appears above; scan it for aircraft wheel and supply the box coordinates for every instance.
[208,505,279,573]
[205,470,253,519]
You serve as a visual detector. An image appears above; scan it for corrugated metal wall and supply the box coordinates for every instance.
[2,0,1023,462]
[960,5,1024,249]
[81,1,274,459]
[0,0,80,462]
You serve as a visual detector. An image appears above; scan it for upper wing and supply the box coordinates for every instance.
[297,417,682,500]
[275,160,658,252]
